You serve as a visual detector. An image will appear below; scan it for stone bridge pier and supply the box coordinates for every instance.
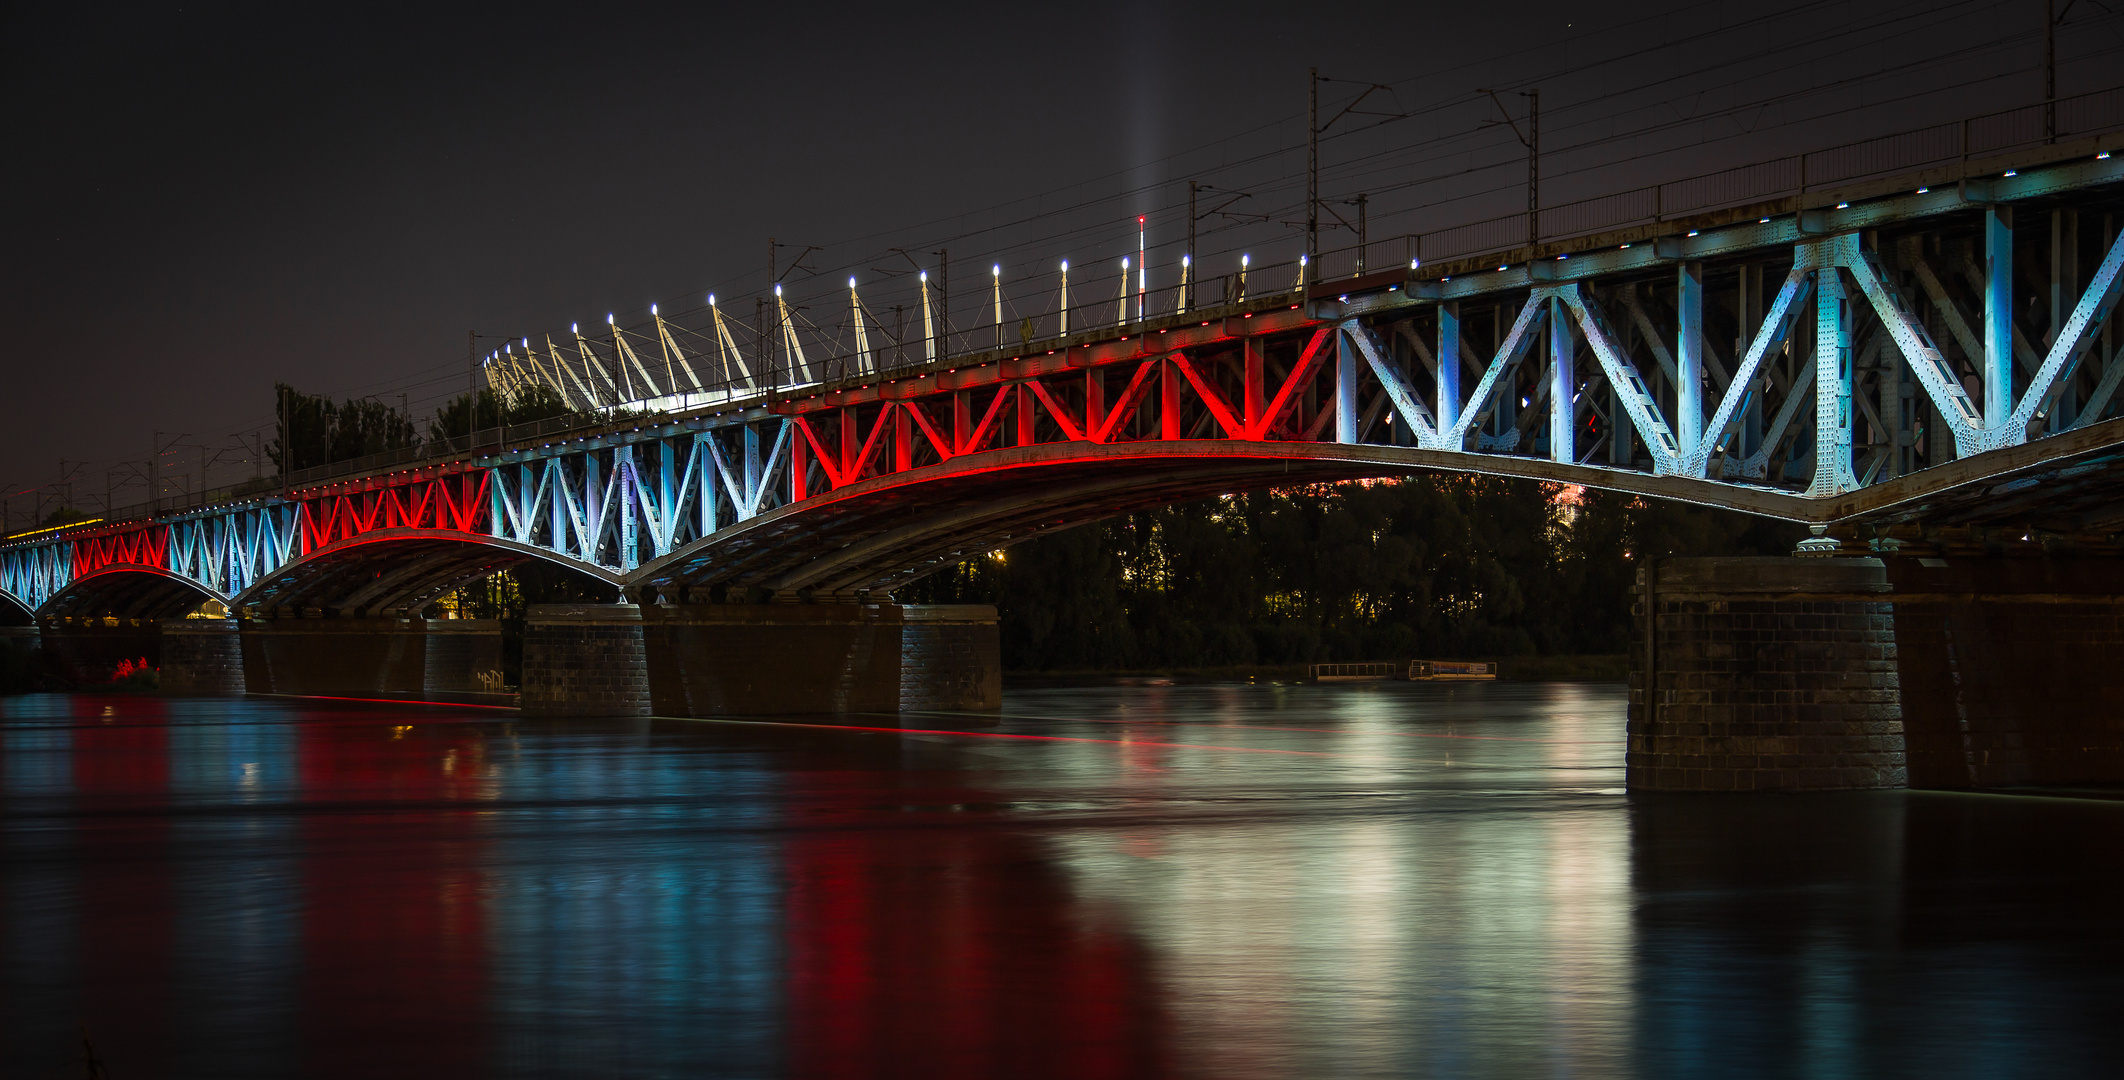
[520,602,1001,719]
[1630,556,2124,792]
[162,618,245,694]
[238,616,505,699]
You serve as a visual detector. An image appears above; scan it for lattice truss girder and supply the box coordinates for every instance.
[486,418,793,571]
[1301,222,2124,495]
[0,477,487,615]
[0,505,302,613]
[298,474,489,552]
[732,215,2124,532]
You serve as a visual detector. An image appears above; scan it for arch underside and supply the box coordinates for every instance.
[41,565,230,621]
[26,421,2124,617]
[638,428,2124,598]
[633,439,1795,598]
[235,531,623,616]
[0,589,36,625]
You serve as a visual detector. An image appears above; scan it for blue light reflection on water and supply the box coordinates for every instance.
[0,682,2121,1078]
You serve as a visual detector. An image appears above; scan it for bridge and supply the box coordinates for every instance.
[7,103,2124,793]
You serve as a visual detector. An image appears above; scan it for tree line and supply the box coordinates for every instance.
[901,476,1801,669]
[269,383,585,472]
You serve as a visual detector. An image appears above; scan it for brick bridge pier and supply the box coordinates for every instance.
[1630,556,2124,791]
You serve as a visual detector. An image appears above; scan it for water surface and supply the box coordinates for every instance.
[3,683,2120,1077]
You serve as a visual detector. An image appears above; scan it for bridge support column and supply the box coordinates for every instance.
[241,616,501,700]
[1886,558,2124,788]
[161,618,246,695]
[420,619,507,694]
[1631,556,2124,793]
[1629,558,1905,792]
[521,604,650,718]
[642,603,1000,717]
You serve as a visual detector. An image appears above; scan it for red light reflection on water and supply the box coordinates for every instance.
[71,697,174,1065]
[780,769,1169,1079]
[294,717,490,1076]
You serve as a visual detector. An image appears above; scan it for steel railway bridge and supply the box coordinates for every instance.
[7,124,2124,790]
[10,137,2124,620]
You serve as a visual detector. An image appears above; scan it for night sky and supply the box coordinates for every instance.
[6,0,2116,519]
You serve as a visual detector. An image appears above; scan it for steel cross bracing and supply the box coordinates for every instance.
[8,149,2124,618]
[485,417,792,570]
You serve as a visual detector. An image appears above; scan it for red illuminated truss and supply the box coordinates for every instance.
[296,473,490,553]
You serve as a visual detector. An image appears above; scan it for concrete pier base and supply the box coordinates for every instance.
[161,618,246,695]
[1629,558,1906,792]
[1886,558,2124,788]
[1631,556,2124,792]
[521,604,650,718]
[241,617,502,698]
[642,603,1001,717]
[419,619,509,694]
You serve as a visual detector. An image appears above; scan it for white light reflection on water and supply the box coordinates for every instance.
[1026,681,1635,1077]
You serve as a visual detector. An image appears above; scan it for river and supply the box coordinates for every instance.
[2,682,2121,1077]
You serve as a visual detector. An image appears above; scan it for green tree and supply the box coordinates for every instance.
[269,383,419,472]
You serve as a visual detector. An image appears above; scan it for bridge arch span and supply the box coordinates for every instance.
[0,588,34,625]
[236,529,625,616]
[632,438,1790,600]
[41,564,233,621]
